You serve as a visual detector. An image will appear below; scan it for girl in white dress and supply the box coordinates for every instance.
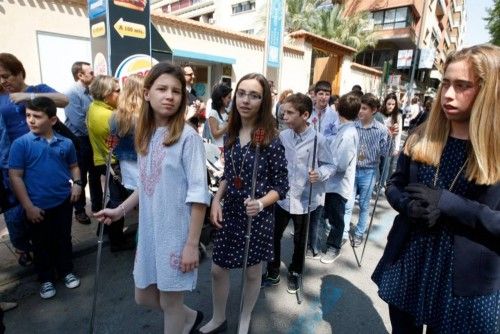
[95,62,209,334]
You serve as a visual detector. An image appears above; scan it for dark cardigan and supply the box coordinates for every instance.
[377,153,500,297]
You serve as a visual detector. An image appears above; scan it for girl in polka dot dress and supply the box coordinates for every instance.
[372,44,500,333]
[199,73,288,334]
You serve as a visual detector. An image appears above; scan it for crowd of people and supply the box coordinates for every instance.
[0,43,498,334]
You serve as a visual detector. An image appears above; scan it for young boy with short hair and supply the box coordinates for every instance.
[9,97,82,299]
[262,93,333,293]
[345,93,389,247]
[310,80,340,142]
[320,93,361,264]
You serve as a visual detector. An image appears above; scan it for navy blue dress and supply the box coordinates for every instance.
[372,137,500,333]
[212,136,288,269]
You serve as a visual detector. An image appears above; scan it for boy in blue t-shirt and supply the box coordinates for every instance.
[8,97,82,299]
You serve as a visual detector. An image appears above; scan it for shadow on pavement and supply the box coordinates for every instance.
[320,275,387,334]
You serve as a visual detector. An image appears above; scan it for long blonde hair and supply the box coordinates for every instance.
[135,62,187,155]
[405,44,499,185]
[114,74,144,137]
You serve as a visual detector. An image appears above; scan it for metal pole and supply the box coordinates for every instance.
[296,127,318,304]
[407,0,428,103]
[89,137,116,333]
[237,129,264,333]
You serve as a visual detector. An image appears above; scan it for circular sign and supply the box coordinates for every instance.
[114,54,158,86]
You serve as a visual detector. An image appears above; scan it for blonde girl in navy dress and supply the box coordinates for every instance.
[95,63,209,334]
[199,73,288,334]
[373,44,500,333]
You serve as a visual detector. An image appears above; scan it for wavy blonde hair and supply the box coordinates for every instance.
[405,44,499,185]
[114,74,144,137]
[135,62,187,155]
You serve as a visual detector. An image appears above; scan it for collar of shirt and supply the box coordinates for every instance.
[355,119,377,129]
[92,100,114,110]
[293,125,313,144]
[28,131,64,144]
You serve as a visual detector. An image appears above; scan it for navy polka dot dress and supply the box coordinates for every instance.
[212,136,289,269]
[373,137,500,333]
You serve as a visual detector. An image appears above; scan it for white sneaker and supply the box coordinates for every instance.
[63,273,80,289]
[40,282,56,299]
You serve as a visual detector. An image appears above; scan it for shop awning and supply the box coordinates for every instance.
[172,49,236,65]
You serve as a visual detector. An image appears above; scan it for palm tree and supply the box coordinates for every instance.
[310,3,376,51]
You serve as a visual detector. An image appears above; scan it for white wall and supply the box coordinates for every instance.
[347,64,382,95]
[1,1,90,85]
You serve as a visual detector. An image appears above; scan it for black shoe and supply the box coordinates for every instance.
[286,271,300,294]
[189,310,204,334]
[351,233,363,248]
[320,247,340,264]
[110,239,136,252]
[261,272,280,287]
[196,320,227,334]
[75,211,91,225]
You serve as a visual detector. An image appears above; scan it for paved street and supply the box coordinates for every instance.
[0,197,397,334]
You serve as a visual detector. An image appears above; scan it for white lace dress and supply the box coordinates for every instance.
[133,126,210,291]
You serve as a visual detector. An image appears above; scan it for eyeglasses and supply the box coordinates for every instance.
[236,90,262,101]
[184,73,194,77]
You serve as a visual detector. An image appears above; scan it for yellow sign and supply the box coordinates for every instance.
[91,22,106,38]
[113,18,146,39]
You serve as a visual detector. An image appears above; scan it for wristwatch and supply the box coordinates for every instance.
[73,179,83,187]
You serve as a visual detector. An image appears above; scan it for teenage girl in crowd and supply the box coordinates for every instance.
[372,44,500,333]
[375,93,402,189]
[110,74,144,192]
[199,73,288,334]
[207,83,232,150]
[95,62,210,334]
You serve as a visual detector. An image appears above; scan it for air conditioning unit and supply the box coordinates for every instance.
[208,18,215,24]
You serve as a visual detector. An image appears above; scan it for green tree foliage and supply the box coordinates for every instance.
[282,0,376,51]
[484,0,500,45]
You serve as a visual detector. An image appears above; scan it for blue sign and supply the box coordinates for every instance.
[88,0,106,20]
[266,0,284,68]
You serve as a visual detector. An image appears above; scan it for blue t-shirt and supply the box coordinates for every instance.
[8,132,77,209]
[0,84,57,142]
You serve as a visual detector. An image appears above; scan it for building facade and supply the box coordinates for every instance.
[343,0,467,95]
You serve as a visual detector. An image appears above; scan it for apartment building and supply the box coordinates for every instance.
[343,0,467,93]
[153,0,267,35]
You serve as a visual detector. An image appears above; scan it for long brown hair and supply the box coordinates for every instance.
[225,73,277,148]
[380,93,400,125]
[405,44,500,185]
[135,62,187,155]
[114,74,144,137]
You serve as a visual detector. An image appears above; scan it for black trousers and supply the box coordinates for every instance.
[29,197,73,282]
[389,304,435,334]
[324,193,347,249]
[74,136,103,213]
[267,205,321,276]
[0,307,4,334]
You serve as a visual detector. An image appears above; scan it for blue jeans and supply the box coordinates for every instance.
[4,204,31,252]
[344,167,377,237]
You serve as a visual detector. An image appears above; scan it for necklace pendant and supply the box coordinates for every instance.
[234,176,243,189]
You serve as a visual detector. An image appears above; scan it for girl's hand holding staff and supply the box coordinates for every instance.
[243,196,263,217]
[308,170,320,183]
[94,208,122,225]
